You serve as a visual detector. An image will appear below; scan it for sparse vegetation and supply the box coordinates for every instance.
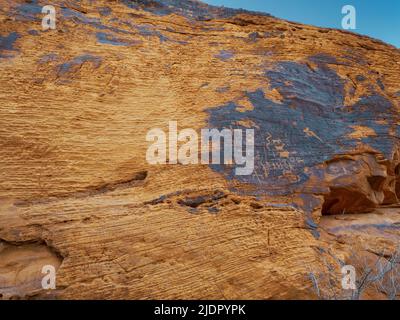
[309,246,400,300]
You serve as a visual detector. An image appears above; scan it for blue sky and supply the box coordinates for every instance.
[204,0,400,48]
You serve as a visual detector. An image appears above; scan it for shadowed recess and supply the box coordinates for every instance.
[13,0,42,21]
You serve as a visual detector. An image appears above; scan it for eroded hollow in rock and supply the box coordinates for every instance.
[321,188,378,215]
[322,154,400,215]
[0,240,63,299]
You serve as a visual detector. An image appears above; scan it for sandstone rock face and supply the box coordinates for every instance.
[0,0,400,299]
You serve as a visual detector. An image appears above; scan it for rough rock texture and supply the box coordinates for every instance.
[0,0,400,299]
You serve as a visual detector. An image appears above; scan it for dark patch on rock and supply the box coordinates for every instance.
[216,86,230,93]
[215,50,234,61]
[0,32,20,51]
[61,7,134,36]
[206,58,397,205]
[248,32,260,42]
[308,53,339,65]
[188,208,199,214]
[136,24,187,44]
[27,30,40,36]
[356,74,366,82]
[178,191,226,208]
[305,217,318,230]
[295,194,323,214]
[267,60,345,110]
[250,202,263,210]
[327,223,400,233]
[14,0,42,21]
[61,7,99,25]
[57,55,102,75]
[201,25,225,32]
[343,49,369,66]
[207,207,220,214]
[264,30,284,38]
[306,217,320,238]
[136,24,169,42]
[0,32,21,58]
[145,195,167,205]
[38,53,59,64]
[310,229,320,239]
[376,78,385,90]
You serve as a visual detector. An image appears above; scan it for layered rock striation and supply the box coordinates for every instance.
[1,0,400,299]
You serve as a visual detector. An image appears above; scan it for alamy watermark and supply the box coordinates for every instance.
[341,265,356,290]
[342,5,356,30]
[41,264,56,290]
[146,121,255,176]
[41,5,56,30]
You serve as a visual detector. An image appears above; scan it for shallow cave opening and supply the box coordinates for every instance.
[321,196,340,215]
[367,175,386,192]
[321,167,400,215]
[321,188,376,216]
